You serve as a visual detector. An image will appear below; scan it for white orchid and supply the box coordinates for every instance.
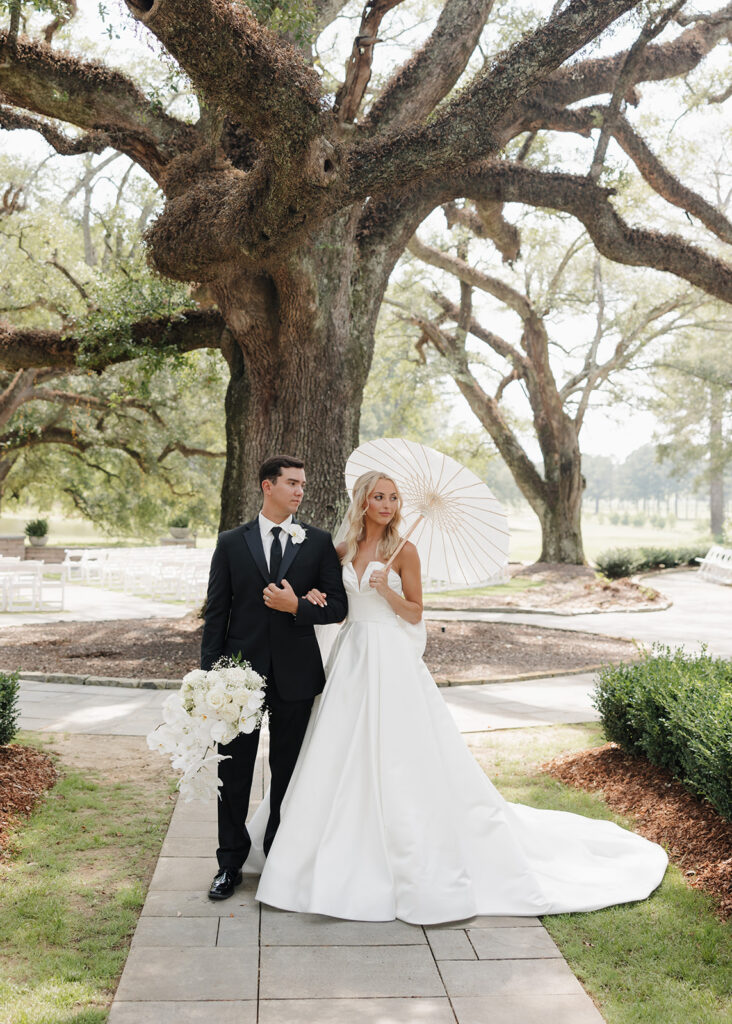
[146,657,267,802]
[284,522,307,544]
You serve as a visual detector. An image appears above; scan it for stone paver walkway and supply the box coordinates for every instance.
[426,569,732,659]
[18,670,599,737]
[108,748,604,1024]
[0,581,192,627]
[18,674,606,1023]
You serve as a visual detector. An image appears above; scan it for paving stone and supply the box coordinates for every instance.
[427,929,476,960]
[141,888,259,918]
[425,916,541,930]
[130,916,218,948]
[261,909,425,946]
[150,856,219,890]
[260,945,445,999]
[170,800,217,822]
[108,1001,257,1024]
[440,958,586,998]
[164,819,218,840]
[216,915,260,947]
[115,948,258,1001]
[259,997,455,1023]
[468,926,562,960]
[161,836,217,857]
[452,993,605,1024]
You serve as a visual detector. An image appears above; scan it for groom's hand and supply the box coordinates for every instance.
[263,579,298,615]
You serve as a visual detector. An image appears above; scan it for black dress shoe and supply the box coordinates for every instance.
[208,867,243,900]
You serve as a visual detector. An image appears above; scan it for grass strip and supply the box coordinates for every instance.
[468,724,732,1024]
[0,732,175,1024]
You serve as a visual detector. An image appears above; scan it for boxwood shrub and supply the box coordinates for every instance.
[595,544,707,579]
[593,646,732,820]
[0,670,20,746]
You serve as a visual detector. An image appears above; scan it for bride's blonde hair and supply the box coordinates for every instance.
[341,471,404,566]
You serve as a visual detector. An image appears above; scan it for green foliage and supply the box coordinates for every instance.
[0,733,175,1023]
[76,264,192,373]
[0,670,20,746]
[471,724,732,1023]
[23,517,48,537]
[595,544,707,578]
[593,646,732,820]
[168,513,190,528]
[247,0,316,43]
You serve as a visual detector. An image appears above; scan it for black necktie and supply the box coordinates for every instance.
[269,526,282,582]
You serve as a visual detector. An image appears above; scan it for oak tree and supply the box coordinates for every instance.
[1,0,731,529]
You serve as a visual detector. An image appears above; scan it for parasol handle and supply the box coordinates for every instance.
[383,515,424,573]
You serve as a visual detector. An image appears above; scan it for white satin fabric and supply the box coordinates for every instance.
[245,562,667,924]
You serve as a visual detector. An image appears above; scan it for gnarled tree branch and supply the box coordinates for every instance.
[364,0,495,132]
[124,0,323,158]
[525,104,732,244]
[0,308,227,371]
[431,161,732,304]
[0,33,196,180]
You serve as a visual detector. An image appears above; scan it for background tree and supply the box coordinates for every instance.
[0,0,731,533]
[0,150,227,534]
[395,213,699,561]
[650,320,732,538]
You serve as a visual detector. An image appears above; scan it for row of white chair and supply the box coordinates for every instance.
[0,557,65,611]
[695,546,732,585]
[61,547,211,603]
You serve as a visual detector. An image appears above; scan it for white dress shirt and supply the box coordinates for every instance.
[258,512,292,565]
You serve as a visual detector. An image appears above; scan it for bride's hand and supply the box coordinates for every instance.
[368,569,390,596]
[304,588,328,606]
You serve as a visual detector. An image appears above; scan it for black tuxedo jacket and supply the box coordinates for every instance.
[200,518,347,700]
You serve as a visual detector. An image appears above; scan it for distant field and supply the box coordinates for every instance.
[507,510,712,564]
[2,509,713,565]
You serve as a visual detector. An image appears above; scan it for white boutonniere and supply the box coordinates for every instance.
[284,522,307,544]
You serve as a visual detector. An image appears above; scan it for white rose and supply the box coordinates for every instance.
[205,686,228,712]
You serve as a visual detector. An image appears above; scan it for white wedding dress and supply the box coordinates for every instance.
[244,562,667,924]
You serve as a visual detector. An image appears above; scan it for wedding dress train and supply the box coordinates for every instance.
[243,563,667,924]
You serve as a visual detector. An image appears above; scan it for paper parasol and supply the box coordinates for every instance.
[344,437,509,586]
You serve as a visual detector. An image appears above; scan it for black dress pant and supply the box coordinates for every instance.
[216,672,313,870]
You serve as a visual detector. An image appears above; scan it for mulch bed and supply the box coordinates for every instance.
[543,743,732,918]
[0,744,58,856]
[0,614,637,682]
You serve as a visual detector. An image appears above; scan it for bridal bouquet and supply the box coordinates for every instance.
[147,658,266,802]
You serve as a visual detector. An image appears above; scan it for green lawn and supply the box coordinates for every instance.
[0,732,176,1024]
[508,510,712,564]
[468,724,732,1024]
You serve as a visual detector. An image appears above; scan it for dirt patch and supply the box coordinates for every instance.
[0,614,637,682]
[543,743,732,918]
[425,563,666,613]
[426,621,636,682]
[0,735,174,865]
[0,744,58,855]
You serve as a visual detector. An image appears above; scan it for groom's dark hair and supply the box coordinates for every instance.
[259,454,305,488]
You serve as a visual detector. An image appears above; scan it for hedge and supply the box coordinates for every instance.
[0,670,20,746]
[595,545,707,579]
[593,646,732,820]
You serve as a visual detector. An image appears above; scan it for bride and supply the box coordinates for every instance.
[245,470,667,925]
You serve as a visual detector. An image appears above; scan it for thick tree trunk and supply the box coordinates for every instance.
[536,421,585,564]
[709,386,725,541]
[214,212,386,532]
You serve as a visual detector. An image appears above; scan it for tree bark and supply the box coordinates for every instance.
[537,420,585,564]
[214,212,390,532]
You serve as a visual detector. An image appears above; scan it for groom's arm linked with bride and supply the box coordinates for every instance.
[200,454,347,900]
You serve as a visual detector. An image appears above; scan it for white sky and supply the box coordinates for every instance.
[2,0,730,463]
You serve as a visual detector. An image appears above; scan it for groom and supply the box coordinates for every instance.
[201,454,347,899]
